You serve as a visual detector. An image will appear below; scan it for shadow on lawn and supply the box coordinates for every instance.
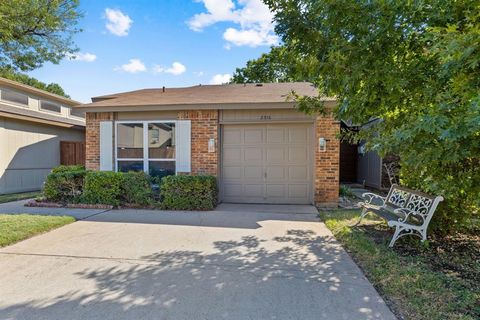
[0,228,392,320]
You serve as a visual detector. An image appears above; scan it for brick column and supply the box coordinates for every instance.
[85,112,114,170]
[315,114,340,206]
[177,110,219,176]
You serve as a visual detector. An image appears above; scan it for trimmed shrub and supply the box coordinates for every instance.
[81,171,123,206]
[160,175,217,210]
[51,165,85,174]
[121,171,153,206]
[43,168,87,203]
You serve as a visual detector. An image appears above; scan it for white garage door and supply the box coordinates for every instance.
[221,123,313,204]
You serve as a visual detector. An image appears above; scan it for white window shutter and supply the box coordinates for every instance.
[176,120,191,173]
[99,121,113,171]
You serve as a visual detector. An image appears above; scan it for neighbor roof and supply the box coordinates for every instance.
[0,77,80,106]
[77,82,335,111]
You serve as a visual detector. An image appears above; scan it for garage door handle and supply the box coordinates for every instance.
[264,172,267,179]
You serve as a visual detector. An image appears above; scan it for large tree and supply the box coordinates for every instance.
[264,0,480,233]
[0,0,81,71]
[231,46,318,83]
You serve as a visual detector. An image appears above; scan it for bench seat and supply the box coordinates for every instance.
[355,185,444,247]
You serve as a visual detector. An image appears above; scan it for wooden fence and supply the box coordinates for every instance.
[60,141,85,166]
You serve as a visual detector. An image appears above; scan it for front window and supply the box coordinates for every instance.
[116,121,176,179]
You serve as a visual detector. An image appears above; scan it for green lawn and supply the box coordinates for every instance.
[0,214,75,247]
[0,191,41,204]
[320,209,479,320]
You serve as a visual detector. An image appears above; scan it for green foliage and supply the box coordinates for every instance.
[0,67,70,98]
[121,171,153,206]
[161,175,217,210]
[231,46,318,84]
[51,165,85,174]
[43,168,86,203]
[81,171,123,206]
[265,0,480,233]
[0,0,81,71]
[339,185,354,197]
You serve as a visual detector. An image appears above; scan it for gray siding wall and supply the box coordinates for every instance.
[0,117,84,194]
[357,150,382,189]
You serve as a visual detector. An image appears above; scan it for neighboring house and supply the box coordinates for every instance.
[76,82,339,206]
[0,77,85,194]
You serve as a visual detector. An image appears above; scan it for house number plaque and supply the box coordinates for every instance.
[259,115,272,120]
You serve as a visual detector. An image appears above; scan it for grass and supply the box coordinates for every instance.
[319,209,479,320]
[0,214,75,247]
[0,191,41,204]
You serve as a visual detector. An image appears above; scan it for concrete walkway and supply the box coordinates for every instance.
[0,204,396,320]
[0,199,108,220]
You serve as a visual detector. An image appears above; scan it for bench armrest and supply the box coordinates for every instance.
[393,207,425,224]
[361,192,386,206]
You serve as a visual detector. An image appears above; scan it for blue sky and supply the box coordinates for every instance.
[28,0,278,102]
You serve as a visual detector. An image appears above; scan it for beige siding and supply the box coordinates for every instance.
[220,109,315,123]
[116,110,178,120]
[0,117,84,194]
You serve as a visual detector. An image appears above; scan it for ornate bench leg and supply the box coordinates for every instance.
[352,207,368,226]
[389,226,402,248]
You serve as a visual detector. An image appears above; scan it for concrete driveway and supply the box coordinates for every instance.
[0,204,396,320]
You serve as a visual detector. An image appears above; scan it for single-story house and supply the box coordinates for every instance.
[76,82,339,206]
[0,77,85,194]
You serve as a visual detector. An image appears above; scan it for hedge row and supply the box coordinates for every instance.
[43,166,217,210]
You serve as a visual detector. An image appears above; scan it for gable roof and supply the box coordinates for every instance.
[77,82,335,111]
[0,77,80,106]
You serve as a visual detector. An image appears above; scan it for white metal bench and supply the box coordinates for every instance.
[355,184,444,247]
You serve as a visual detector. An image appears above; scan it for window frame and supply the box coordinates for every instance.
[39,99,62,114]
[0,88,29,107]
[115,120,177,175]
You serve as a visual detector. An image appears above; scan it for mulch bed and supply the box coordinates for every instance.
[66,203,114,210]
[24,200,63,208]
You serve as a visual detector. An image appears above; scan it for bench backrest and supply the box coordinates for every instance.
[385,184,444,226]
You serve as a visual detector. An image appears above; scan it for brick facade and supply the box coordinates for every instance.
[84,110,339,205]
[85,112,114,170]
[177,110,219,175]
[315,114,340,206]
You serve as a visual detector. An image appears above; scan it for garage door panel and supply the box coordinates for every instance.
[289,166,308,180]
[244,166,263,179]
[222,123,312,204]
[266,128,285,143]
[288,184,309,198]
[266,147,286,163]
[266,166,286,180]
[244,184,263,196]
[244,128,263,144]
[222,166,242,179]
[224,184,242,196]
[224,128,242,144]
[288,127,308,143]
[288,147,308,162]
[244,147,262,161]
[266,184,285,198]
[223,148,242,162]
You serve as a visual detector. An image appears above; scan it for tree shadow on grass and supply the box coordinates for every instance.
[0,229,394,320]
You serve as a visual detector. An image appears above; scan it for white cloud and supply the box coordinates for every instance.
[153,62,186,75]
[115,59,146,73]
[66,52,97,62]
[188,0,278,48]
[193,71,205,77]
[210,73,232,84]
[165,62,186,75]
[104,8,133,36]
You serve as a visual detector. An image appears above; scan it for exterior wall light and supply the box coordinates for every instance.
[318,137,327,152]
[208,138,216,153]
